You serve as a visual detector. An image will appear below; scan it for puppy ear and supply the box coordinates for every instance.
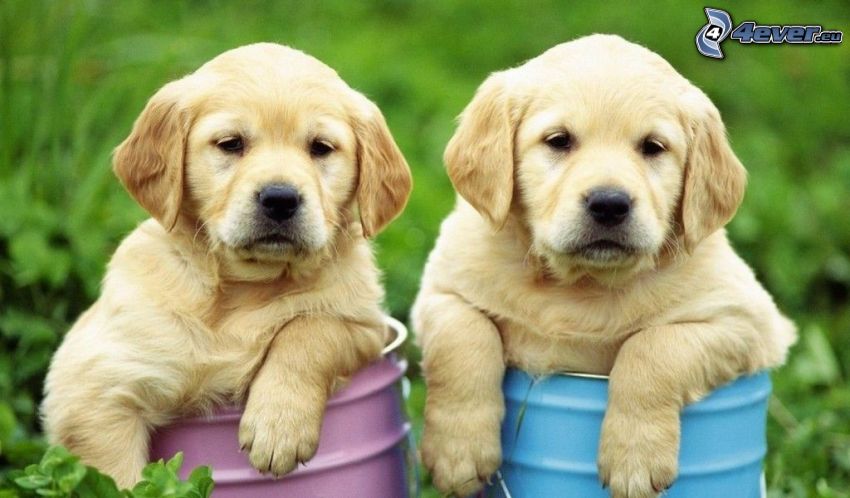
[444,71,515,229]
[680,90,747,251]
[113,79,189,231]
[352,96,412,238]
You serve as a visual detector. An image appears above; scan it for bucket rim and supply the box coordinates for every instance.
[557,370,609,380]
[509,369,610,380]
[210,423,411,483]
[522,369,771,382]
[508,368,773,399]
[382,315,407,356]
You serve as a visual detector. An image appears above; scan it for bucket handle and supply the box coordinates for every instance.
[382,315,408,356]
[494,470,513,498]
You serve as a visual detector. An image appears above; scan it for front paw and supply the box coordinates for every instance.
[598,407,679,498]
[421,406,502,497]
[238,388,325,477]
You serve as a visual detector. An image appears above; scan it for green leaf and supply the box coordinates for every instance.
[0,310,58,349]
[54,461,86,493]
[74,468,122,498]
[128,453,213,498]
[137,458,163,483]
[186,467,214,498]
[8,229,72,288]
[815,477,849,498]
[34,489,61,497]
[38,447,76,475]
[791,324,841,387]
[0,402,16,443]
[133,459,174,498]
[13,474,51,490]
[164,453,183,475]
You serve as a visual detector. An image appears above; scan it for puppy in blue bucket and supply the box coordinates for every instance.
[413,34,796,498]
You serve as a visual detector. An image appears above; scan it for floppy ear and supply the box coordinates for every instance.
[352,96,412,238]
[679,90,747,251]
[444,71,516,229]
[113,79,190,231]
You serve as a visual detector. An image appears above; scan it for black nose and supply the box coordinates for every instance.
[586,188,632,227]
[258,184,301,222]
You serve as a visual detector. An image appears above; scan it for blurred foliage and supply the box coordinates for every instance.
[0,1,848,496]
[0,446,213,497]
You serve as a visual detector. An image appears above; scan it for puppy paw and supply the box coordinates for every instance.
[421,406,502,497]
[238,388,325,477]
[598,407,679,498]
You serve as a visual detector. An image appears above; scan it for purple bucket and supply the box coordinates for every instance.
[150,317,412,498]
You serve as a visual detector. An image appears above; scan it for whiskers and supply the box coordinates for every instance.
[327,217,356,261]
[656,233,685,265]
[191,219,213,252]
[521,244,538,268]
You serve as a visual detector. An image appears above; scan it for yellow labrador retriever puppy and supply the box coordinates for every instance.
[413,34,795,498]
[42,43,411,487]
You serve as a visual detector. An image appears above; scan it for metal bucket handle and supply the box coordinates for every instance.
[380,315,419,497]
[382,315,408,356]
[493,470,513,498]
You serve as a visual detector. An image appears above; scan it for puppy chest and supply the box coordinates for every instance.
[495,318,622,375]
[175,311,287,402]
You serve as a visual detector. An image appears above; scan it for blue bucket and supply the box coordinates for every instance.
[485,370,770,498]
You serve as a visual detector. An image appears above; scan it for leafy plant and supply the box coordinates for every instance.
[0,446,213,498]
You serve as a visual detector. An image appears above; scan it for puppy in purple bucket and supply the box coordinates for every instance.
[42,43,412,489]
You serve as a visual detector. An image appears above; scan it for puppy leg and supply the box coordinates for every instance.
[598,321,767,498]
[46,402,149,489]
[415,291,505,497]
[239,315,383,477]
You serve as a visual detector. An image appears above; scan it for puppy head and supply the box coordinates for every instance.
[446,34,745,284]
[114,43,411,270]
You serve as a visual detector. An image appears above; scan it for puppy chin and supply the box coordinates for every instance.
[536,240,657,287]
[212,223,333,279]
[232,241,311,263]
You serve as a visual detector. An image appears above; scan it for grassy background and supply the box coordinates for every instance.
[1,1,848,496]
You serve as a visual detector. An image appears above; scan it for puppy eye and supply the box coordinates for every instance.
[545,132,573,151]
[310,139,335,157]
[216,136,244,154]
[641,138,666,156]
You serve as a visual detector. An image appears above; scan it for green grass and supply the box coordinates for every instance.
[1,1,849,496]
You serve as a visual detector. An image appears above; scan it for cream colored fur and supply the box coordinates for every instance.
[41,43,411,487]
[413,35,795,498]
